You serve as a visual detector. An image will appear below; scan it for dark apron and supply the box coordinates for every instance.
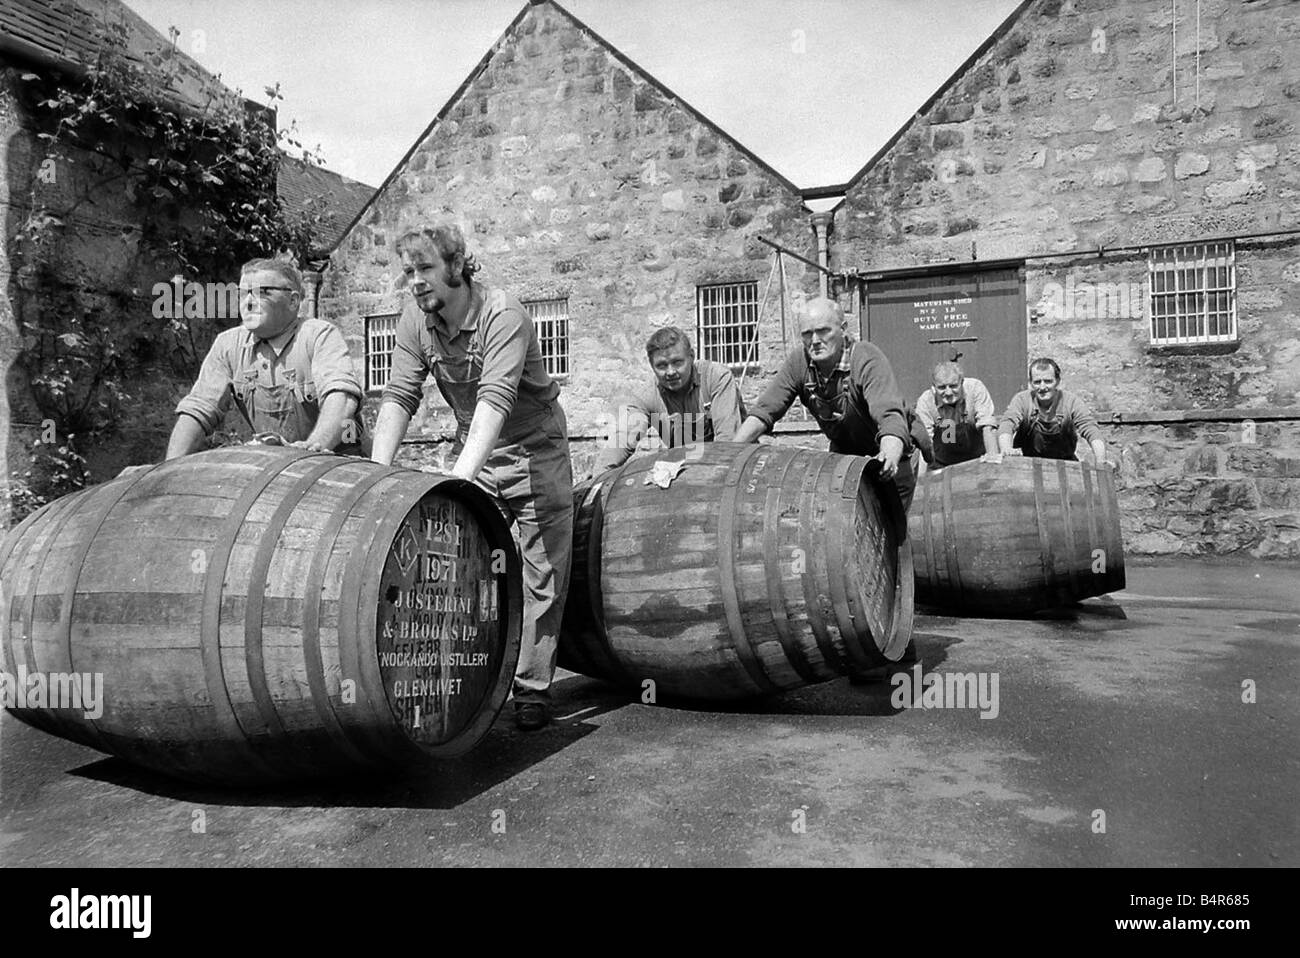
[802,348,918,511]
[429,338,557,452]
[802,354,881,457]
[1017,406,1078,460]
[931,401,983,467]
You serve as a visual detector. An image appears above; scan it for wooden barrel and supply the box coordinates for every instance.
[0,446,522,785]
[559,443,913,700]
[909,456,1126,614]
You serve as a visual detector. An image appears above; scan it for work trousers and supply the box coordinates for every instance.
[470,409,574,705]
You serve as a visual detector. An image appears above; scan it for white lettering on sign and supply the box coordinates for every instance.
[910,296,974,333]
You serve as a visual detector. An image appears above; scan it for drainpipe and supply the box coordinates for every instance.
[809,211,833,298]
[301,268,323,319]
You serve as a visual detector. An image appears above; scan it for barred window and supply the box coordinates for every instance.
[1148,241,1236,345]
[524,297,569,379]
[697,281,760,366]
[364,313,399,391]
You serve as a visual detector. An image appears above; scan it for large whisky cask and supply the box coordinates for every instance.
[560,443,913,700]
[0,446,522,785]
[909,456,1125,614]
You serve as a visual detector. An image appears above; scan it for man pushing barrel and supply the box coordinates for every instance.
[370,223,572,732]
[733,297,919,511]
[914,360,999,472]
[997,357,1110,466]
[592,325,746,474]
[167,258,366,458]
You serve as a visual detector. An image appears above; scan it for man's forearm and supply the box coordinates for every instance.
[370,400,413,465]
[982,426,999,456]
[304,393,358,450]
[1090,438,1107,463]
[452,402,506,481]
[997,431,1014,455]
[165,414,208,460]
[733,415,769,444]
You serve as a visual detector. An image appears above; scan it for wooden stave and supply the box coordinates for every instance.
[559,443,912,700]
[908,456,1127,614]
[0,447,522,785]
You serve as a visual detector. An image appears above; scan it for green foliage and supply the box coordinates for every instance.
[11,14,332,511]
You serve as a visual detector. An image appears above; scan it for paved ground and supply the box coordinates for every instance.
[2,559,1297,868]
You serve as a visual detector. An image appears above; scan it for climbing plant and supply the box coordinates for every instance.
[8,16,330,517]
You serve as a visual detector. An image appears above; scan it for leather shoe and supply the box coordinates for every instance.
[514,702,550,731]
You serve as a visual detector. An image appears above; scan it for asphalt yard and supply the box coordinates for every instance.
[1,560,1296,868]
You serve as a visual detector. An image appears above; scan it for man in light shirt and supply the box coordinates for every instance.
[914,361,999,471]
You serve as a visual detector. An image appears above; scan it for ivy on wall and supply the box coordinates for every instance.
[7,18,330,518]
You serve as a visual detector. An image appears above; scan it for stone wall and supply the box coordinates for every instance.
[830,0,1300,556]
[1,62,195,508]
[318,0,819,443]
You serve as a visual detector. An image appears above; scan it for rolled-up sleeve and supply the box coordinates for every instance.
[381,306,431,417]
[747,347,804,428]
[175,333,234,433]
[967,378,998,429]
[853,343,909,446]
[475,300,530,418]
[594,391,652,473]
[308,322,363,403]
[998,391,1031,437]
[703,362,744,440]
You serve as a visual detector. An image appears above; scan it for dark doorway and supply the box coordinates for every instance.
[861,263,1027,411]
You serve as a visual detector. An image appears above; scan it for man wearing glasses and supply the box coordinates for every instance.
[733,296,918,510]
[371,223,572,732]
[167,258,365,458]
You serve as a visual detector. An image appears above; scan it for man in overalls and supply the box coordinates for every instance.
[733,297,918,509]
[997,357,1108,464]
[593,325,746,474]
[168,258,366,458]
[371,224,572,732]
[914,360,999,472]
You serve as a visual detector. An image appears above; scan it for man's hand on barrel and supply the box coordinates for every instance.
[874,435,905,480]
[289,438,329,453]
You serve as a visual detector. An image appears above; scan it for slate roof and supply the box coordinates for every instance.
[276,156,376,256]
[0,0,239,112]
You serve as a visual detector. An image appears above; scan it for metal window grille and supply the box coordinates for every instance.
[364,313,399,391]
[696,282,760,366]
[524,298,569,378]
[1148,241,1236,345]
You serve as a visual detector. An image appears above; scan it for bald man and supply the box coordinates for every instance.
[734,297,919,511]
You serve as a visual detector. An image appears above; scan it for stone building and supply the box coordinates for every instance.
[317,0,822,468]
[832,0,1300,557]
[321,0,1300,559]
